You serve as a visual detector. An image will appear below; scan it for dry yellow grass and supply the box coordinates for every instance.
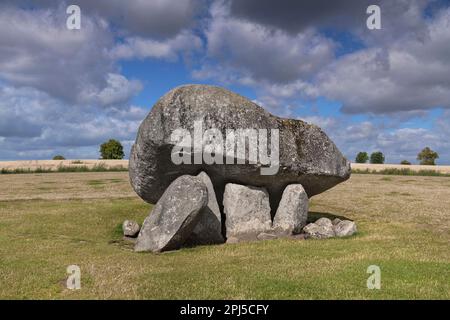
[0,159,128,171]
[2,160,450,174]
[0,172,135,201]
[351,163,450,173]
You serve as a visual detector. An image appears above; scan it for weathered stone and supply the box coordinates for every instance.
[257,232,278,241]
[333,220,357,237]
[332,218,342,226]
[223,183,272,240]
[129,84,351,212]
[185,171,224,245]
[272,184,308,235]
[315,217,333,229]
[122,220,140,237]
[134,175,208,252]
[303,219,335,239]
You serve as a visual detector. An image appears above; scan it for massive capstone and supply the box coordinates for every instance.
[129,84,350,212]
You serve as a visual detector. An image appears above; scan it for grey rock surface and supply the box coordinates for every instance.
[332,218,342,226]
[134,175,208,252]
[333,220,357,237]
[122,220,140,237]
[223,183,272,240]
[129,84,351,212]
[303,218,335,239]
[315,217,334,229]
[185,171,225,245]
[272,184,309,235]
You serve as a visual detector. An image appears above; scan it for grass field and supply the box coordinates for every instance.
[0,172,448,299]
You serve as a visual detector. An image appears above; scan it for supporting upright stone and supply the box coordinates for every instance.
[185,171,225,245]
[135,175,208,252]
[272,184,309,235]
[223,183,272,241]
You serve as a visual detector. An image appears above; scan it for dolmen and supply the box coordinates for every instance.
[128,85,352,252]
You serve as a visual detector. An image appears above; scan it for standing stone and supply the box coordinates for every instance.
[303,217,335,239]
[333,220,357,237]
[122,220,140,237]
[272,184,309,235]
[185,171,224,245]
[135,175,208,252]
[223,183,272,241]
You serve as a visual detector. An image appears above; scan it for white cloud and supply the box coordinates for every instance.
[299,116,337,132]
[0,4,145,108]
[1,0,450,163]
[200,0,335,84]
[79,73,143,107]
[300,114,450,164]
[317,8,450,114]
[0,85,146,160]
[111,31,203,61]
[0,5,126,105]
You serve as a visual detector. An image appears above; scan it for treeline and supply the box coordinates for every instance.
[52,139,125,161]
[355,147,439,165]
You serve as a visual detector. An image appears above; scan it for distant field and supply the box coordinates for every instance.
[1,160,450,174]
[0,172,448,299]
[351,163,450,174]
[0,159,128,172]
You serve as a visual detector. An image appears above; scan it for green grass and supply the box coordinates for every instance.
[0,173,448,299]
[86,180,107,186]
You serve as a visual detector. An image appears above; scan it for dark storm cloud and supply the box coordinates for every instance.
[230,0,432,44]
[0,117,42,138]
[7,0,201,39]
[199,1,336,84]
[69,0,202,39]
[230,0,372,34]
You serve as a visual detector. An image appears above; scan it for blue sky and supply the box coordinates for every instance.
[1,0,450,164]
